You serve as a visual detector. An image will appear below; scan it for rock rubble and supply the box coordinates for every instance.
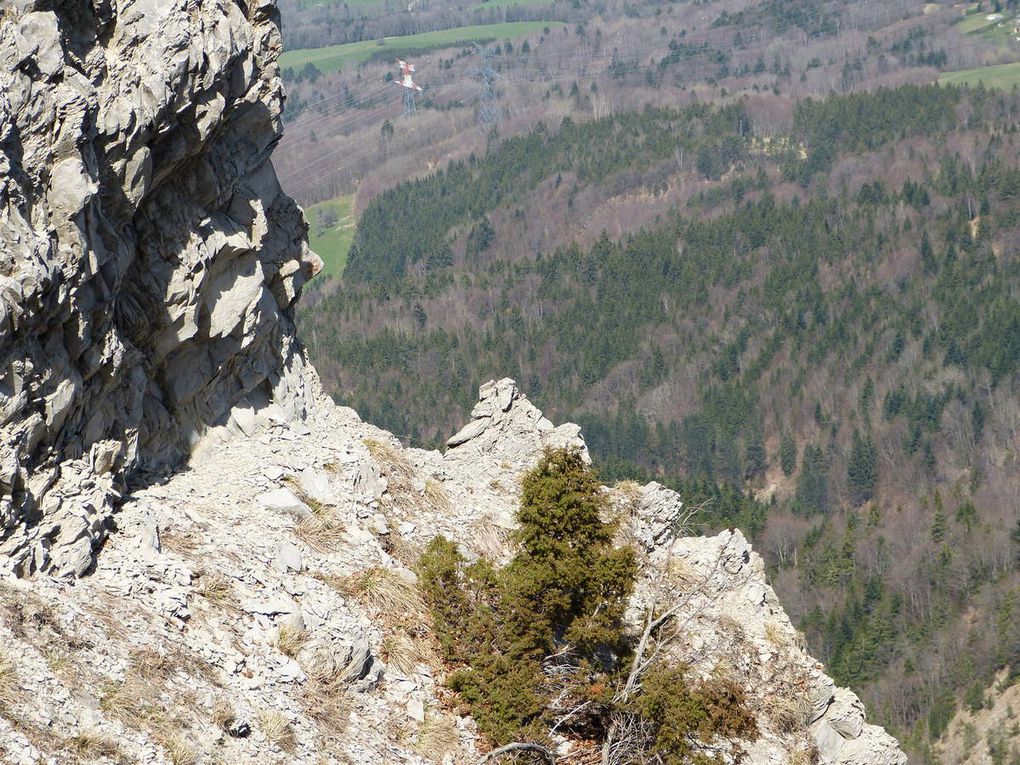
[0,376,906,764]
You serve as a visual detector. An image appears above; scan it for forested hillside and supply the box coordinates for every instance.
[298,83,1020,760]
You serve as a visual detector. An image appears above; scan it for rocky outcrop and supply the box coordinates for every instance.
[650,530,906,765]
[445,377,587,462]
[0,378,908,764]
[0,0,319,577]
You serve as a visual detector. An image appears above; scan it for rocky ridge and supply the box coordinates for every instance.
[0,377,906,765]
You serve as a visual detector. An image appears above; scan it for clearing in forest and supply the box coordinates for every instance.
[939,61,1020,89]
[306,195,356,280]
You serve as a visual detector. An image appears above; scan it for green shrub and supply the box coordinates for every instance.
[418,448,635,744]
[418,447,757,758]
[637,665,759,765]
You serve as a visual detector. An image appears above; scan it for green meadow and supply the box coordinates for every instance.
[281,21,560,74]
[955,10,1000,34]
[306,196,356,280]
[939,61,1020,90]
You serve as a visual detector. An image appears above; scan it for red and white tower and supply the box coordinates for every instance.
[396,59,423,117]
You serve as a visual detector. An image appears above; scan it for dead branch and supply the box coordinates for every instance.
[603,537,748,765]
[476,742,557,764]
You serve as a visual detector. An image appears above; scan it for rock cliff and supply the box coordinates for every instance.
[0,2,907,764]
[0,0,319,578]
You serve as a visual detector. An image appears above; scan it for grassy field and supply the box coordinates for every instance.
[470,0,556,9]
[939,61,1020,89]
[955,11,1000,34]
[295,0,382,7]
[306,196,356,280]
[281,21,560,74]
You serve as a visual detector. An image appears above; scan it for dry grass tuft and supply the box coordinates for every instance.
[83,591,128,640]
[160,734,197,765]
[364,438,425,515]
[470,518,515,562]
[195,570,236,611]
[64,731,123,761]
[258,709,297,752]
[99,676,163,732]
[211,699,236,732]
[277,623,308,658]
[668,557,701,587]
[770,693,812,734]
[335,567,425,628]
[324,567,442,680]
[412,712,461,762]
[296,513,346,554]
[302,671,351,743]
[709,657,743,688]
[44,649,70,676]
[4,595,60,639]
[131,647,184,683]
[422,478,450,513]
[614,479,644,509]
[608,480,646,543]
[787,746,818,765]
[764,621,786,647]
[99,644,212,754]
[160,530,198,554]
[284,477,346,554]
[364,438,415,480]
[312,571,346,592]
[0,653,20,709]
[387,533,426,569]
[381,633,435,677]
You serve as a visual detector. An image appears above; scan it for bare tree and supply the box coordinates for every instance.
[602,505,744,765]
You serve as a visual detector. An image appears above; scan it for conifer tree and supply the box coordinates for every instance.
[780,431,797,477]
[744,425,767,482]
[847,429,878,505]
[796,443,829,515]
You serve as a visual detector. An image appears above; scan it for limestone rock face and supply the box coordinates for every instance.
[648,529,907,765]
[0,0,320,577]
[445,377,587,463]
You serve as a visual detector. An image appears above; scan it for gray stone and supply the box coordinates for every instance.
[354,461,383,501]
[407,698,425,723]
[298,466,339,506]
[256,489,312,519]
[273,541,303,573]
[826,688,867,740]
[446,416,491,447]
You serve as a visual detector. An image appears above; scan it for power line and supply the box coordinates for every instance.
[276,0,946,197]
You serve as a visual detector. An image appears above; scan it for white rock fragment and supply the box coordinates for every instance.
[256,488,312,519]
[273,542,303,573]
